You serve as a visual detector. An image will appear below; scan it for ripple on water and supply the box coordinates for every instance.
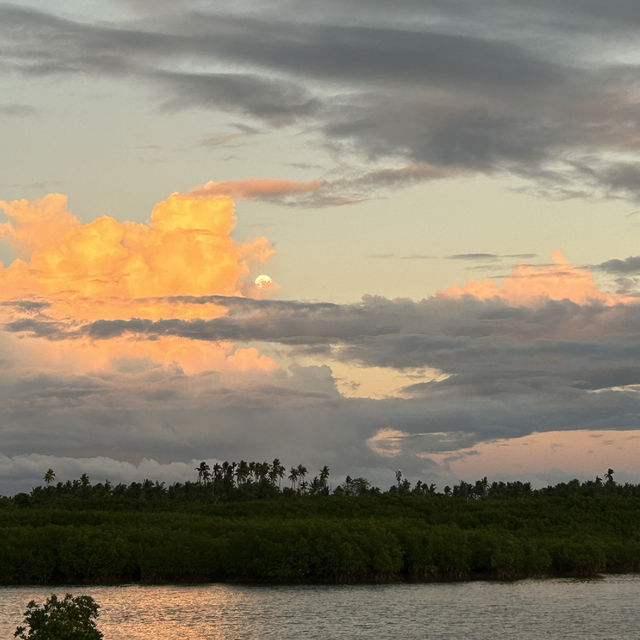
[1,576,640,640]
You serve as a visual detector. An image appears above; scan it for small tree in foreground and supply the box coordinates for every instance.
[14,593,103,640]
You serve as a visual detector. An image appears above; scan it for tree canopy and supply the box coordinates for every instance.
[14,593,102,640]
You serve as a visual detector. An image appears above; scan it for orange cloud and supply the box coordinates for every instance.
[0,329,281,377]
[188,178,324,200]
[0,192,273,320]
[225,347,280,372]
[0,193,78,259]
[0,190,278,374]
[439,250,616,305]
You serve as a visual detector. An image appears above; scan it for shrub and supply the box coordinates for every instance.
[14,593,103,639]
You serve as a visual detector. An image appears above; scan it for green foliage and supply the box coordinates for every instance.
[2,493,640,584]
[14,593,102,639]
[2,466,640,584]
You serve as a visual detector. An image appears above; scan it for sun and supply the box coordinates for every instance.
[254,274,273,289]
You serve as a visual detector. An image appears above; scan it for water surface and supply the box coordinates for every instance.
[2,575,638,639]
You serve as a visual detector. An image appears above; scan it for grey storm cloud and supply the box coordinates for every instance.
[8,292,640,399]
[79,296,640,349]
[5,292,640,491]
[1,2,639,200]
[155,69,321,124]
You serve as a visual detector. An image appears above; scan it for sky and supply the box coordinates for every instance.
[1,0,640,494]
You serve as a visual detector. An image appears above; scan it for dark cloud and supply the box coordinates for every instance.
[155,70,321,124]
[0,300,50,311]
[449,253,499,261]
[598,256,640,274]
[374,252,538,262]
[9,294,640,398]
[1,2,639,200]
[293,0,640,34]
[186,14,562,88]
[4,318,66,338]
[354,163,469,188]
[506,253,538,259]
[5,291,640,491]
[599,162,640,200]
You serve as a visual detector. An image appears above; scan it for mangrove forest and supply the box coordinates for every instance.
[1,462,639,584]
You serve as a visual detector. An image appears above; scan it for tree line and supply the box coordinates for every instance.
[5,462,629,509]
[0,463,638,584]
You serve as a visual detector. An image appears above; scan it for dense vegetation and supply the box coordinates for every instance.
[1,463,639,584]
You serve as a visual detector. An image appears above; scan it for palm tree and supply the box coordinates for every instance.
[310,475,322,494]
[195,461,210,484]
[43,469,55,486]
[296,465,308,493]
[270,458,285,488]
[319,465,330,489]
[236,460,250,486]
[288,466,299,490]
[256,461,270,484]
[221,461,230,485]
[269,458,285,487]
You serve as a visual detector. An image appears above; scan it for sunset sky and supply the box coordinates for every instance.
[1,0,640,493]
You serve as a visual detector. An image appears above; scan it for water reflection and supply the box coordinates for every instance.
[1,576,640,639]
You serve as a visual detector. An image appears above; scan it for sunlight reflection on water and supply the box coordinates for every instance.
[1,576,639,639]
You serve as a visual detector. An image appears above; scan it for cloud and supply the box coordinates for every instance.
[186,178,371,209]
[4,222,640,490]
[0,192,274,317]
[248,162,472,208]
[188,177,324,202]
[2,3,639,201]
[398,253,537,261]
[366,428,408,458]
[355,163,469,187]
[155,69,321,125]
[598,256,640,274]
[199,124,259,148]
[448,253,499,261]
[439,250,617,305]
[5,3,640,491]
[0,191,277,375]
[0,452,230,496]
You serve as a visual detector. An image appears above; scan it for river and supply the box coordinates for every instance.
[1,575,638,639]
